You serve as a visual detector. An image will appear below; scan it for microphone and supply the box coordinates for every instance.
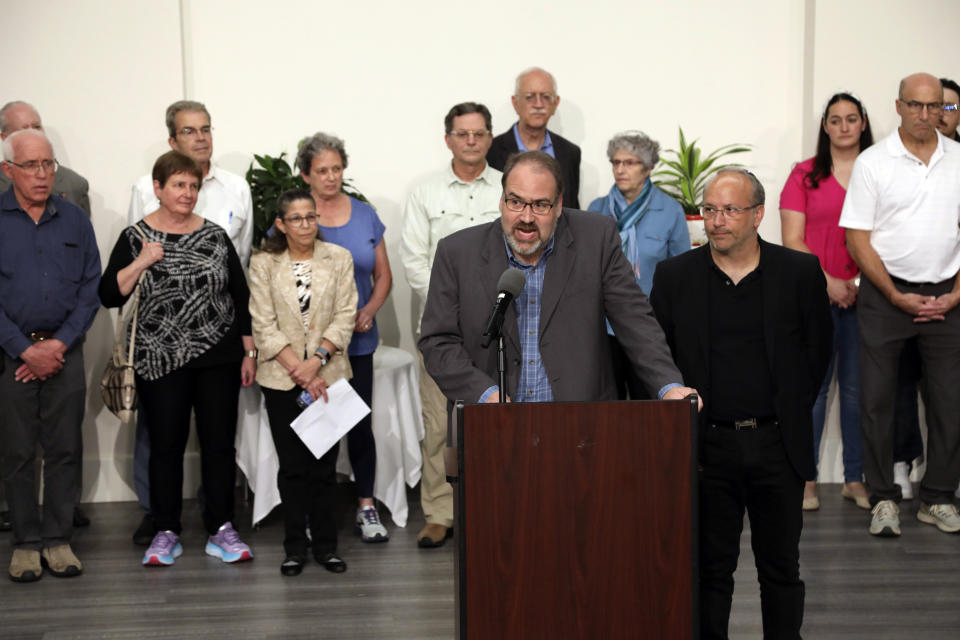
[480,268,526,348]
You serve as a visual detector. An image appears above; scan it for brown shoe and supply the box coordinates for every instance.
[41,544,83,577]
[417,523,452,548]
[9,549,42,583]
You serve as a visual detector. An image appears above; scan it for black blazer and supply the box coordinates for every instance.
[649,239,832,480]
[486,124,581,209]
[419,209,682,405]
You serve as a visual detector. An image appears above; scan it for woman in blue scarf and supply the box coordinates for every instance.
[588,131,690,399]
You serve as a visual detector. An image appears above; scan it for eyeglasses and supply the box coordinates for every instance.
[520,92,556,105]
[448,129,489,140]
[176,125,214,138]
[5,158,58,175]
[901,100,944,114]
[611,158,644,169]
[311,165,343,177]
[699,204,760,219]
[504,196,556,215]
[283,214,318,227]
[944,104,959,112]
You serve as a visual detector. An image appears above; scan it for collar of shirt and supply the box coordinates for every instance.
[0,187,58,223]
[512,123,555,158]
[203,163,227,187]
[887,128,947,167]
[443,161,499,187]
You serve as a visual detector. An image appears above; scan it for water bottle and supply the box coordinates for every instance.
[296,389,314,409]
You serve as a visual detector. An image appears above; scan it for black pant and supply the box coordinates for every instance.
[0,347,85,550]
[608,335,650,400]
[346,353,376,498]
[136,362,240,535]
[699,422,804,640]
[262,387,339,557]
[858,277,960,505]
[893,337,923,464]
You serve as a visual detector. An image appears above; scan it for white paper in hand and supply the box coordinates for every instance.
[289,378,371,459]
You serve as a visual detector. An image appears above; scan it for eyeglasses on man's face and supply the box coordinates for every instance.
[449,129,489,140]
[5,158,58,175]
[177,125,214,138]
[699,204,760,220]
[901,100,944,114]
[520,92,556,105]
[504,196,556,216]
[943,104,959,113]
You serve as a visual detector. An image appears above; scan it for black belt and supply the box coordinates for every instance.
[890,275,944,288]
[710,417,777,430]
[27,330,55,342]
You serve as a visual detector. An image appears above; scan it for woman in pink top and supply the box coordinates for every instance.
[780,92,873,511]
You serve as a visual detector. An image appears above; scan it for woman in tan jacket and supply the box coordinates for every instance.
[248,189,358,576]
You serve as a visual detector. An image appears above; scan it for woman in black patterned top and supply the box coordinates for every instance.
[99,151,257,568]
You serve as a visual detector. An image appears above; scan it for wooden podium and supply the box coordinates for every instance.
[452,399,698,639]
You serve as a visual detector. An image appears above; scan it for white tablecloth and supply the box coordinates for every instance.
[235,346,425,527]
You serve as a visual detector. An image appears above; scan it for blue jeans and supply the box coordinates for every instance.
[812,306,863,482]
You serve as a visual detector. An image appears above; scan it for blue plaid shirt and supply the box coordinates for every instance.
[479,235,556,402]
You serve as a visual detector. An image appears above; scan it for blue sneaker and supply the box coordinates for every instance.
[142,531,182,566]
[205,522,253,563]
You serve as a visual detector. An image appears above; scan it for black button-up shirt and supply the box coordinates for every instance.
[707,257,776,421]
[0,188,101,358]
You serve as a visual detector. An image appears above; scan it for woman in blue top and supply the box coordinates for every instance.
[298,132,393,542]
[588,131,689,399]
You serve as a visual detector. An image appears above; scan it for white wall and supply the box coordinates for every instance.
[4,0,957,500]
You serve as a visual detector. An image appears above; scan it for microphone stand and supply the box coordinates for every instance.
[497,335,506,404]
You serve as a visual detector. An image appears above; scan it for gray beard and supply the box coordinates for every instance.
[505,229,553,259]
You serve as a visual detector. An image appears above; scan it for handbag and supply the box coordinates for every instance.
[100,225,148,421]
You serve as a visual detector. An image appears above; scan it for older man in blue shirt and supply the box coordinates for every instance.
[0,129,100,582]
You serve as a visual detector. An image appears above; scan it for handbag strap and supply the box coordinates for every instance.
[118,224,149,364]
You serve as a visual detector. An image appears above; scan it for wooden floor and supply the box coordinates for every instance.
[0,484,957,639]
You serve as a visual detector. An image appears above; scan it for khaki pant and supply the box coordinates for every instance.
[418,353,453,527]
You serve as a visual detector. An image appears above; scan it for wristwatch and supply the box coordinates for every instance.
[313,346,330,366]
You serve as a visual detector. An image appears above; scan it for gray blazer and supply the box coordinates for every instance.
[418,209,683,404]
[0,163,90,215]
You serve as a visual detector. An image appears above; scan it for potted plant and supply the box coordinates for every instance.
[652,127,751,246]
[246,151,369,248]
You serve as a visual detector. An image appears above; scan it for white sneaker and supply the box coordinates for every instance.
[917,503,960,533]
[893,462,913,500]
[355,506,389,543]
[869,500,901,537]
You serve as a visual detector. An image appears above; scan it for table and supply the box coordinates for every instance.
[235,345,425,527]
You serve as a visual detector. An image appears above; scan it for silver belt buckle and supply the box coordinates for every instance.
[734,418,758,430]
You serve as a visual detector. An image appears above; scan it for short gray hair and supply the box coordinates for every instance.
[704,168,765,206]
[514,67,558,96]
[296,132,349,175]
[0,101,39,134]
[2,129,50,161]
[606,131,660,170]
[165,100,211,138]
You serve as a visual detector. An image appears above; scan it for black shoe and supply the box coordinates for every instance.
[73,506,90,528]
[132,514,156,546]
[280,555,305,577]
[0,511,11,532]
[315,552,347,574]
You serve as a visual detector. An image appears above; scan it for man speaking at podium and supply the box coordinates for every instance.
[418,150,697,410]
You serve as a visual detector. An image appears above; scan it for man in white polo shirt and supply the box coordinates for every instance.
[128,100,253,264]
[126,100,254,545]
[840,72,960,538]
